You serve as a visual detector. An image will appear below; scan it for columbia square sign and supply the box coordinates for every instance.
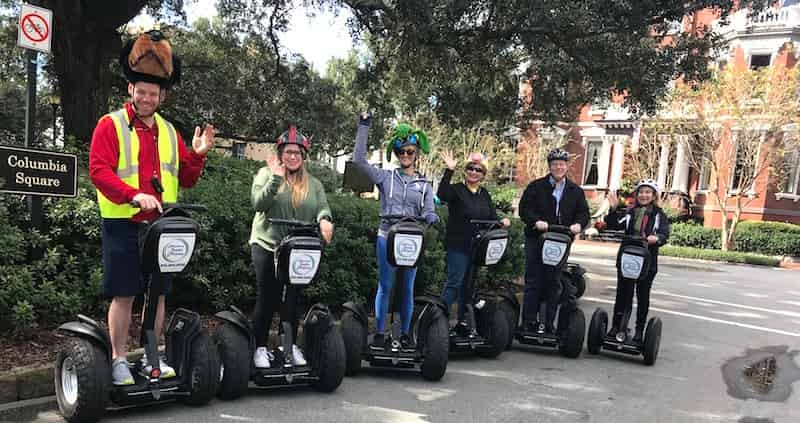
[0,145,77,197]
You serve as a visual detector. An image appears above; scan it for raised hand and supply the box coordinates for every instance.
[439,150,457,170]
[266,151,285,177]
[192,124,215,156]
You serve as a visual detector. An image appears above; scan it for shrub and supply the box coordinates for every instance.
[659,245,781,267]
[668,222,721,249]
[734,221,800,257]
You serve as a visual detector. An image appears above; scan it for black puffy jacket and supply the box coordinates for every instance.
[604,205,671,273]
[519,175,590,238]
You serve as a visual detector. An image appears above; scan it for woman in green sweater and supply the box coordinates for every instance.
[249,126,334,369]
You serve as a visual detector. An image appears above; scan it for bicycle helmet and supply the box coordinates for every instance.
[547,148,570,163]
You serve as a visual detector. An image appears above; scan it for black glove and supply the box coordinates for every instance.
[359,111,373,127]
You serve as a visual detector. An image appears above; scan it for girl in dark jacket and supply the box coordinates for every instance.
[604,179,670,344]
[437,151,510,335]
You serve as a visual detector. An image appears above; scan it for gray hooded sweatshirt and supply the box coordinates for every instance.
[352,122,438,236]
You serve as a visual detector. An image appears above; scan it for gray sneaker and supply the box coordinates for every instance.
[112,358,134,386]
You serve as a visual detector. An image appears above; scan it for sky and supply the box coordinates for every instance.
[132,0,357,75]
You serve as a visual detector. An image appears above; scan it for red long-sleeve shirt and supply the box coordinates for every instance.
[89,103,206,222]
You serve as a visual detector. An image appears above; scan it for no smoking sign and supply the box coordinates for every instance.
[17,3,52,54]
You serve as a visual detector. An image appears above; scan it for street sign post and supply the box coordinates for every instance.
[17,3,52,54]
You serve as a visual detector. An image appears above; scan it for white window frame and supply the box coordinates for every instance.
[777,149,800,200]
[728,131,761,196]
[583,139,602,186]
[748,52,773,70]
[232,142,246,160]
[696,159,712,193]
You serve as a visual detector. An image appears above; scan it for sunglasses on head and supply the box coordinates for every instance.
[466,165,485,174]
[397,149,417,156]
[393,134,419,149]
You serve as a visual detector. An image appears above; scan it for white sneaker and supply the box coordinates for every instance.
[140,354,176,379]
[291,344,307,366]
[253,347,274,369]
[111,358,134,386]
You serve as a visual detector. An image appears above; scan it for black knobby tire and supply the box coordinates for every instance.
[214,324,250,400]
[587,308,608,355]
[340,311,365,376]
[498,300,518,350]
[572,272,587,299]
[182,331,220,405]
[420,313,449,381]
[476,308,510,359]
[311,325,347,392]
[643,317,662,366]
[55,338,109,423]
[558,308,586,359]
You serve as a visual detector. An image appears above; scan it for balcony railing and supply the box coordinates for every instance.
[714,6,800,35]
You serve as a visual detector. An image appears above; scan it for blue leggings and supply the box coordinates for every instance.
[374,236,417,334]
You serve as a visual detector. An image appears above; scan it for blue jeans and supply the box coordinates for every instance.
[374,236,417,334]
[440,249,472,321]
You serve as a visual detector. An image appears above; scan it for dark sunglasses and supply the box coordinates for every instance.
[466,165,485,174]
[397,149,417,156]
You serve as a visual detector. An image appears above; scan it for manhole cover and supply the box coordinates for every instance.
[721,346,800,402]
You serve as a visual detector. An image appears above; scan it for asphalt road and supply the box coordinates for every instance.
[9,245,800,423]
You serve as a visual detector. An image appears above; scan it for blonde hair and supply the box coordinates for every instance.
[279,166,309,209]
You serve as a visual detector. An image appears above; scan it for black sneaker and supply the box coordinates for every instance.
[370,333,388,351]
[400,334,416,351]
[454,320,471,337]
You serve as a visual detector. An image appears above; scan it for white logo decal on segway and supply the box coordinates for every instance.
[485,238,508,265]
[157,233,197,273]
[620,253,644,280]
[393,234,423,266]
[288,249,321,285]
[541,240,566,266]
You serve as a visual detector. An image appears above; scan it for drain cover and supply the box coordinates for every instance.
[722,346,800,402]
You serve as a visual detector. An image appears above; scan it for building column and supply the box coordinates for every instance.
[657,135,671,191]
[671,136,690,193]
[608,136,626,191]
[597,137,612,189]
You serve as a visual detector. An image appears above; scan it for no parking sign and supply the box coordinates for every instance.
[17,3,52,54]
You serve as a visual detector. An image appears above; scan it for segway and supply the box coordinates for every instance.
[499,225,585,358]
[340,215,449,381]
[214,219,346,399]
[55,203,219,423]
[587,235,662,365]
[447,219,510,358]
[565,262,587,299]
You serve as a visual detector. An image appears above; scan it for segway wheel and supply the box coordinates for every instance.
[55,338,109,423]
[214,323,250,400]
[420,314,449,381]
[572,272,587,299]
[558,308,586,359]
[311,325,346,392]
[182,331,220,405]
[642,317,662,366]
[476,307,510,359]
[498,300,518,350]
[340,310,365,376]
[587,308,608,355]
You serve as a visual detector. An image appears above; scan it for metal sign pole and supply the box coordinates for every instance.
[24,48,42,229]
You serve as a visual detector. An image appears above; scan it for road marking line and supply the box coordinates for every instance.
[652,290,800,318]
[404,387,456,401]
[709,310,767,319]
[220,415,262,422]
[583,296,800,337]
[342,402,430,423]
[779,300,800,307]
[742,293,769,298]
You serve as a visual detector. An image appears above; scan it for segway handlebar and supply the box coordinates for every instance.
[469,219,502,230]
[267,218,320,229]
[129,201,207,212]
[619,234,649,247]
[546,224,573,235]
[380,214,427,224]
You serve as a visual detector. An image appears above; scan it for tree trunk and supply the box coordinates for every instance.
[713,192,732,251]
[726,197,743,252]
[42,0,148,144]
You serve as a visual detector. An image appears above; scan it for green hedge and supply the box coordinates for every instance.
[669,220,800,256]
[0,152,525,334]
[659,245,781,267]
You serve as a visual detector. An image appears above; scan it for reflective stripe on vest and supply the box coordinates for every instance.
[96,108,180,218]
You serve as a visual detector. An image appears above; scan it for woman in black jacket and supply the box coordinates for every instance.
[604,179,670,343]
[438,151,510,335]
